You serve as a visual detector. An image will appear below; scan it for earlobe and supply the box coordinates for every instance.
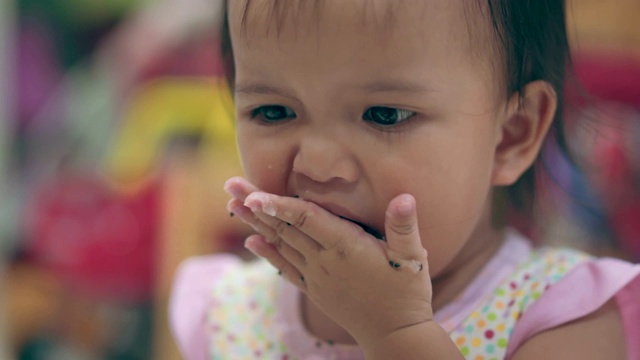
[491,80,557,186]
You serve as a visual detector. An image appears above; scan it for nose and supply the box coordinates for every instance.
[292,135,359,185]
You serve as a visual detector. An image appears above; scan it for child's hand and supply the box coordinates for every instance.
[224,177,433,346]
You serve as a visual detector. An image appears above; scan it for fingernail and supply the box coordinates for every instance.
[244,196,262,213]
[224,181,243,199]
[245,193,277,216]
[244,240,257,254]
[245,202,260,213]
[396,195,415,217]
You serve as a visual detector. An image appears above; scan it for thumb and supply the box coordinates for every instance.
[384,194,428,273]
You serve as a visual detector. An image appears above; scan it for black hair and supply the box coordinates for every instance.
[220,0,573,217]
[484,0,572,215]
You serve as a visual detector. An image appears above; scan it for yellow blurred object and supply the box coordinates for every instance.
[107,77,238,192]
[568,0,640,55]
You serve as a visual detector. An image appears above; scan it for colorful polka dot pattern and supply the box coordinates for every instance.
[207,260,294,359]
[204,248,590,359]
[448,247,591,359]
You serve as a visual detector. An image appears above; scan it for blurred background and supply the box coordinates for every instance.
[0,0,638,359]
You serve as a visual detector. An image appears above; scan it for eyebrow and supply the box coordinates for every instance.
[234,80,435,98]
[359,80,435,95]
[235,84,297,99]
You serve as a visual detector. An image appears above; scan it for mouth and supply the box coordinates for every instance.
[339,216,386,241]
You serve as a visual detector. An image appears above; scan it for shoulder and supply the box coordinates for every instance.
[511,299,625,360]
[508,255,640,359]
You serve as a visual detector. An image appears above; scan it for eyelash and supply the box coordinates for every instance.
[362,106,416,129]
[250,105,297,124]
[249,105,417,130]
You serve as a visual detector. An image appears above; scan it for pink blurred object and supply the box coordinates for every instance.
[16,22,63,128]
[24,175,159,303]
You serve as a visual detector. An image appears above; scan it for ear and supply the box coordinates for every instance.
[492,80,557,186]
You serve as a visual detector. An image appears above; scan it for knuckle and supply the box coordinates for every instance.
[264,232,280,246]
[328,239,350,260]
[336,247,349,260]
[274,221,289,238]
[293,209,310,228]
[391,221,416,236]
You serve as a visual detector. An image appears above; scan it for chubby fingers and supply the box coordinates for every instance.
[228,198,308,267]
[384,194,428,274]
[243,192,369,252]
[244,235,307,289]
[224,176,261,203]
[225,177,318,253]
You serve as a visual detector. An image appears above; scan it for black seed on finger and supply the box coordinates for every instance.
[293,195,299,198]
[278,270,282,275]
[229,212,234,217]
[419,263,424,271]
[393,262,400,268]
[300,276,305,283]
[389,261,395,268]
[286,222,291,226]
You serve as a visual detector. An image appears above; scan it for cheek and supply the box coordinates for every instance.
[399,132,496,274]
[237,129,293,193]
[412,180,491,276]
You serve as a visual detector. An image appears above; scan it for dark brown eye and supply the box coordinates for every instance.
[251,105,296,123]
[363,106,414,126]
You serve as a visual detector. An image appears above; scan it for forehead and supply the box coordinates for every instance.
[228,0,490,57]
[227,0,499,100]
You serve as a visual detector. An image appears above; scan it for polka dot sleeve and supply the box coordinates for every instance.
[505,258,640,359]
[169,255,242,360]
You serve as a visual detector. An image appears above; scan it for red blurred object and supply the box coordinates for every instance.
[137,35,224,85]
[572,51,640,107]
[24,175,159,303]
[571,51,640,259]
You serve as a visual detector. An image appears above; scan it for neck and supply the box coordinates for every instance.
[430,225,505,311]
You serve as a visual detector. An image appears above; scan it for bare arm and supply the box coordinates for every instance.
[360,321,464,360]
[511,299,626,360]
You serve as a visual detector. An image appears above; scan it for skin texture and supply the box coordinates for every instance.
[223,0,626,358]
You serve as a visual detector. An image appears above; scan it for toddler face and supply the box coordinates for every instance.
[229,0,509,276]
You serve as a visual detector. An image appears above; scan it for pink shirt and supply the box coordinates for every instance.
[170,229,640,359]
